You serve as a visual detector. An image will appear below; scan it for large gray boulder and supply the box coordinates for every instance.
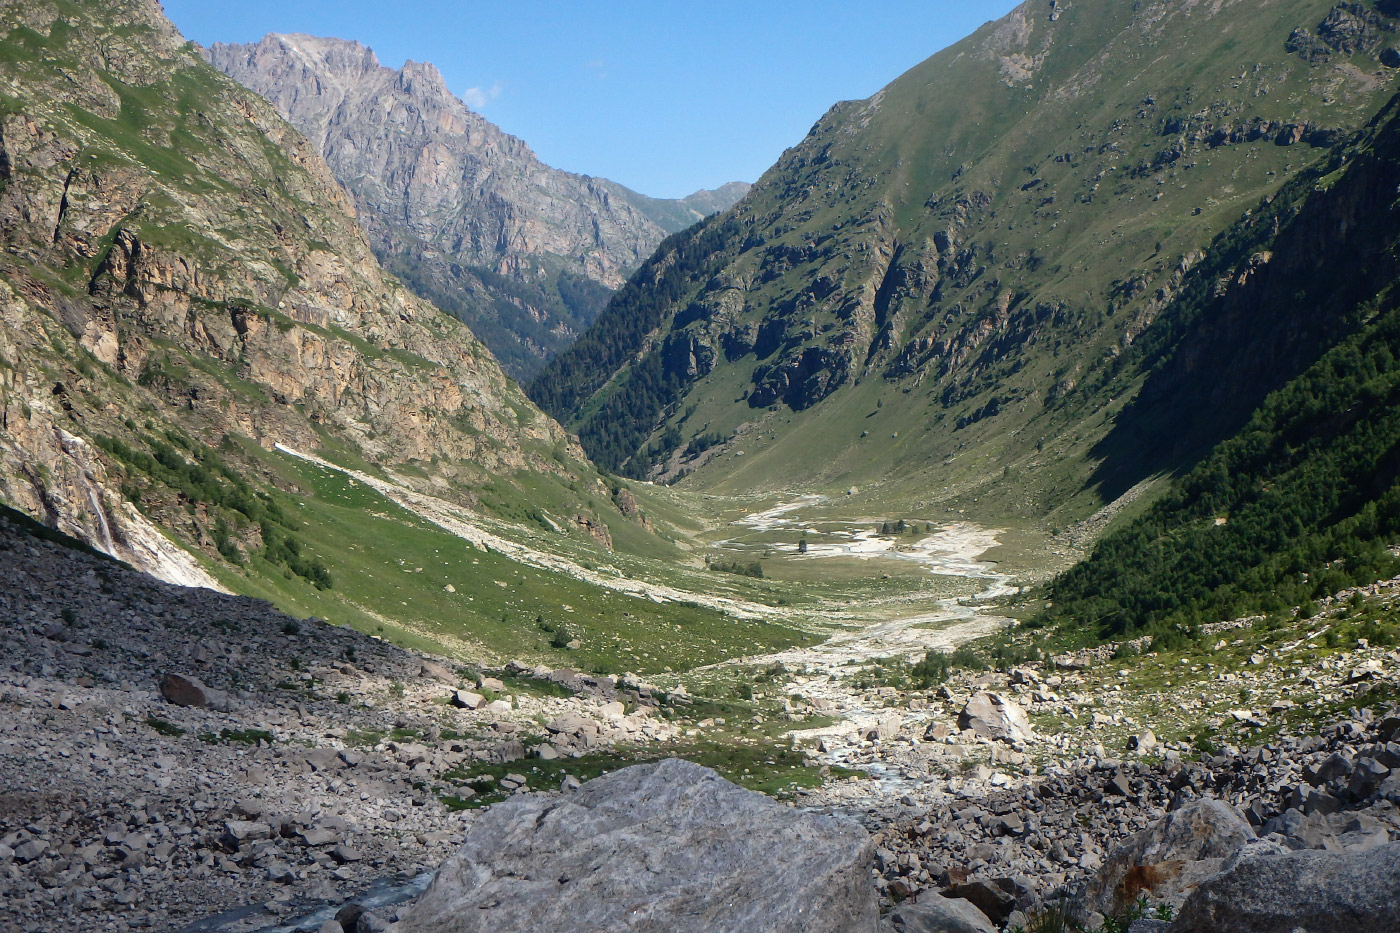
[1167,840,1400,932]
[1083,799,1254,917]
[886,894,996,933]
[957,692,1032,742]
[396,758,878,933]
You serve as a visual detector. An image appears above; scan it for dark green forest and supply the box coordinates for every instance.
[1043,299,1400,643]
[527,215,742,475]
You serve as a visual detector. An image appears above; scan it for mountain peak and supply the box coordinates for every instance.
[208,33,750,379]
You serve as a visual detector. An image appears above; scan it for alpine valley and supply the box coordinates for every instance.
[3,2,1400,932]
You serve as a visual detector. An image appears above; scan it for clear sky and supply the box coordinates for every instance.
[162,1,1020,200]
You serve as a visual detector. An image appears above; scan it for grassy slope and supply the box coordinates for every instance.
[542,0,1400,531]
[1040,91,1400,642]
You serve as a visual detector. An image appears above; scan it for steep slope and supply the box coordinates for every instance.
[533,0,1400,519]
[0,0,619,590]
[1041,89,1400,641]
[206,34,749,379]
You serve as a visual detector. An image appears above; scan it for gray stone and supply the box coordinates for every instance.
[331,845,363,864]
[1084,799,1254,916]
[957,693,1032,742]
[1169,841,1400,932]
[160,672,229,710]
[887,894,996,933]
[299,827,340,847]
[395,758,878,932]
[224,820,273,843]
[420,660,455,682]
[943,881,1017,925]
[12,839,46,863]
[451,690,484,710]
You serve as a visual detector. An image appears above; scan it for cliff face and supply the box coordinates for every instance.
[206,34,748,378]
[0,0,588,584]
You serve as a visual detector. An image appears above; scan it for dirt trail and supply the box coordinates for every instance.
[274,445,777,620]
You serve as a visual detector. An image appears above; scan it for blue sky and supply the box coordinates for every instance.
[163,1,1019,199]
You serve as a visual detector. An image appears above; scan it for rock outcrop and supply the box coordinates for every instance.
[206,34,748,378]
[396,758,880,933]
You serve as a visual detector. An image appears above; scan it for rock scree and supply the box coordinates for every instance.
[394,758,880,932]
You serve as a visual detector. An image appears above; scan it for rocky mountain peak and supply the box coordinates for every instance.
[206,33,749,379]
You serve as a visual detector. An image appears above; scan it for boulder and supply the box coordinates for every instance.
[943,880,1018,924]
[886,894,996,933]
[1168,841,1400,932]
[394,759,878,932]
[419,660,455,682]
[1084,799,1254,916]
[160,672,229,710]
[957,692,1032,742]
[451,690,484,710]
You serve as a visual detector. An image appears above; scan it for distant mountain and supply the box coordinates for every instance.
[531,0,1400,518]
[206,35,748,378]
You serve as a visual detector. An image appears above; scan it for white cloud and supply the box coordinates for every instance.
[461,81,504,111]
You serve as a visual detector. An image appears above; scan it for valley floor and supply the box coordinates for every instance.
[4,485,1400,931]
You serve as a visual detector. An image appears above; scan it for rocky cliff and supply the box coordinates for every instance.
[206,34,749,379]
[0,0,593,586]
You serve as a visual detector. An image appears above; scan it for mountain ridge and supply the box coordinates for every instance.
[0,0,612,590]
[532,0,1400,521]
[205,33,749,378]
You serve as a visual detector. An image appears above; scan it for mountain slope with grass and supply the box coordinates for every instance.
[532,0,1400,524]
[1040,90,1400,643]
[0,0,672,623]
[206,34,748,380]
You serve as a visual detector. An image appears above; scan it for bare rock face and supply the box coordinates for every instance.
[395,758,880,933]
[205,34,749,378]
[1083,799,1255,917]
[957,692,1032,742]
[1167,840,1400,932]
